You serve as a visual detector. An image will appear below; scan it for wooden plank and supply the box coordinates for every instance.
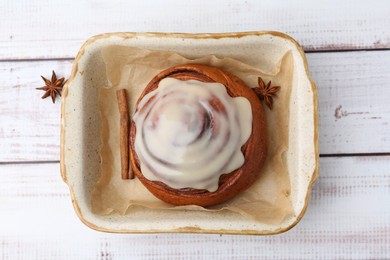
[308,50,390,154]
[1,51,389,162]
[1,51,390,162]
[0,157,389,259]
[0,60,73,162]
[1,0,390,60]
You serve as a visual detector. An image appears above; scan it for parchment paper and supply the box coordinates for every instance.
[91,46,295,224]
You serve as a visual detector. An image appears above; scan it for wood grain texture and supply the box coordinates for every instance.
[0,60,73,162]
[308,51,390,154]
[2,1,389,259]
[1,0,390,60]
[0,157,389,259]
[1,51,389,162]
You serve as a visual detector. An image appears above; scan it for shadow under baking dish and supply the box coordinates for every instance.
[60,31,319,235]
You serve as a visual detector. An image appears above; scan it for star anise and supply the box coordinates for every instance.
[36,71,65,103]
[253,77,281,110]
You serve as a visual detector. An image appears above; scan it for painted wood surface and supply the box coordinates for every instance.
[1,157,389,259]
[1,0,390,258]
[1,51,389,162]
[0,60,72,162]
[1,0,390,60]
[309,51,390,154]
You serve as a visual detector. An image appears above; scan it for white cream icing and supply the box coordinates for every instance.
[133,77,252,192]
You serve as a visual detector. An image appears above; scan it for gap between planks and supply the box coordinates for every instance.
[0,160,60,165]
[1,48,390,63]
[321,153,390,158]
[2,153,390,166]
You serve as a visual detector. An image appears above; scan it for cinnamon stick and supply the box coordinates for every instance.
[116,89,134,179]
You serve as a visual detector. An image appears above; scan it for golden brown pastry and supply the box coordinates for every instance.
[130,64,267,207]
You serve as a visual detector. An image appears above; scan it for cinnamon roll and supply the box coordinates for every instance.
[130,64,267,207]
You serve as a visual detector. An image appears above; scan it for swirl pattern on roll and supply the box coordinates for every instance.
[133,77,252,192]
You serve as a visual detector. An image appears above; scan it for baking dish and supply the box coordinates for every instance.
[60,31,318,234]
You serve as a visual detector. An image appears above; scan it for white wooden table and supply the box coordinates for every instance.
[1,1,389,259]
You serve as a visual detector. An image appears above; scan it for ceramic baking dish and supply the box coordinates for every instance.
[60,31,318,235]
